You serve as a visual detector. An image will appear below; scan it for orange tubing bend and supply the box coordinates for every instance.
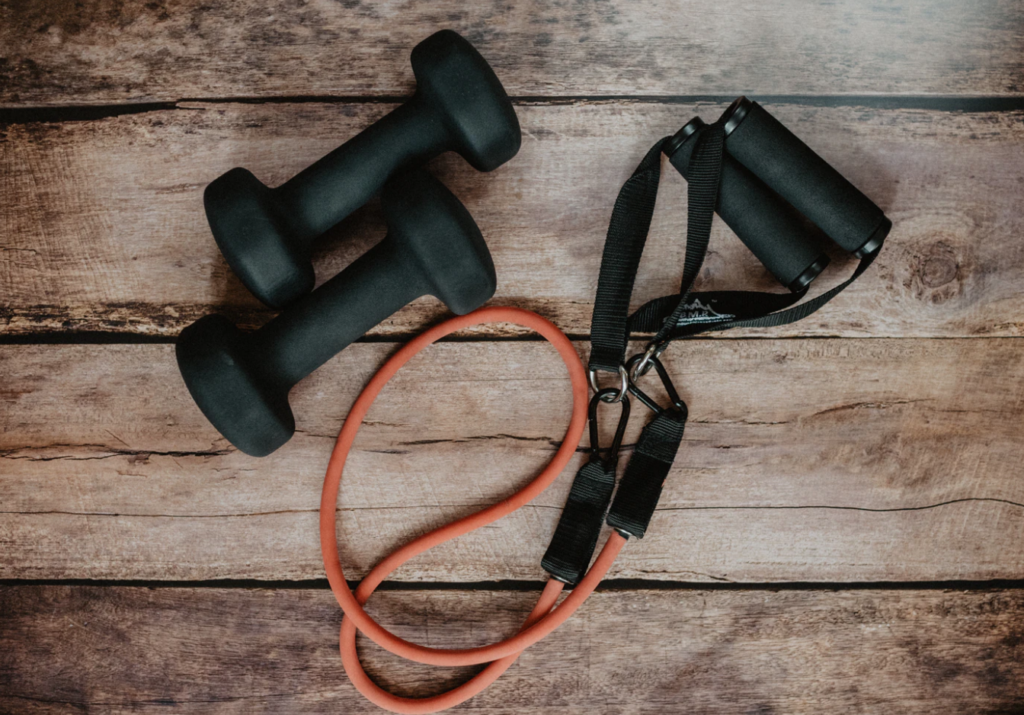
[320,306,628,713]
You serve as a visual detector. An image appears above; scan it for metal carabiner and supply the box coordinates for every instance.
[588,387,631,467]
[624,353,687,417]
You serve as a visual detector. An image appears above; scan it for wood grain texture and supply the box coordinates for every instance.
[2,0,1024,106]
[1,585,1022,713]
[2,339,1022,582]
[2,102,1023,338]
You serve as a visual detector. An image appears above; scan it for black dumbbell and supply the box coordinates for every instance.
[664,117,830,292]
[178,168,497,457]
[205,29,519,309]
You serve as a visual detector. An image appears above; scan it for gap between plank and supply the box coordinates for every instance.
[2,95,1023,124]
[2,496,1022,516]
[1,577,1023,591]
[2,332,1023,346]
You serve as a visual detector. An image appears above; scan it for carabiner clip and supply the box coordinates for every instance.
[624,354,687,417]
[588,388,631,468]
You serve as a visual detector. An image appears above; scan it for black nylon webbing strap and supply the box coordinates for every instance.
[660,122,727,337]
[606,410,687,538]
[691,248,881,335]
[588,139,669,373]
[646,248,880,341]
[541,459,616,584]
[629,290,804,334]
[588,122,727,373]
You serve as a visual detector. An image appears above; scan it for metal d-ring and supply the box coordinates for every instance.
[587,364,629,403]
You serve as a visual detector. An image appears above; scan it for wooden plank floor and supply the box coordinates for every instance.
[1,1,1023,712]
[3,102,1024,338]
[3,587,1023,713]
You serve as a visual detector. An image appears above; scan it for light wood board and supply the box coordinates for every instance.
[1,585,1022,713]
[3,0,1023,105]
[2,102,1022,338]
[2,339,1021,582]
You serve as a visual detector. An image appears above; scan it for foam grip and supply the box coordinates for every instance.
[721,98,891,257]
[666,118,829,292]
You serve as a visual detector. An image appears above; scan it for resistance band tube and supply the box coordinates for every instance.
[320,306,627,713]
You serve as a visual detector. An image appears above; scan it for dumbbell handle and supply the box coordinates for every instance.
[274,99,451,245]
[251,237,427,388]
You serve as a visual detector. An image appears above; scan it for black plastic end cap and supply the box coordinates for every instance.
[722,96,753,137]
[176,314,295,458]
[204,168,315,310]
[787,254,831,293]
[853,216,892,258]
[663,117,707,159]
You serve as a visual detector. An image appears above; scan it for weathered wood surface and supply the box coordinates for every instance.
[2,339,1022,582]
[2,102,1023,338]
[2,1,1021,712]
[3,0,1023,106]
[1,585,1021,713]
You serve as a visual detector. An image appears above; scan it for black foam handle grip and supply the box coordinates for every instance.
[722,98,891,257]
[666,118,829,292]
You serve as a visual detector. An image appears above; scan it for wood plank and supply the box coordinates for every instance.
[1,585,1022,713]
[2,102,1023,338]
[2,0,1023,106]
[2,339,1022,582]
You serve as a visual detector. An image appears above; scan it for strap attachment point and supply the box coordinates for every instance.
[625,353,686,418]
[587,364,629,403]
[588,388,631,467]
[627,341,666,382]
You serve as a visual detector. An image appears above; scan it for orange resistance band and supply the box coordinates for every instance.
[320,306,628,713]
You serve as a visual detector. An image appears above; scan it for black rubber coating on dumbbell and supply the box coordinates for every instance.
[204,29,519,309]
[178,168,496,457]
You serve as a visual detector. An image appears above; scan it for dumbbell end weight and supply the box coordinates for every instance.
[176,314,296,457]
[411,29,522,172]
[204,168,315,309]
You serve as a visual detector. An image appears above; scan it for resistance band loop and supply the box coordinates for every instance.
[320,306,626,714]
[321,108,888,712]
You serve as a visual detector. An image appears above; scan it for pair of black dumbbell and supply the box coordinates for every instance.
[177,30,520,457]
